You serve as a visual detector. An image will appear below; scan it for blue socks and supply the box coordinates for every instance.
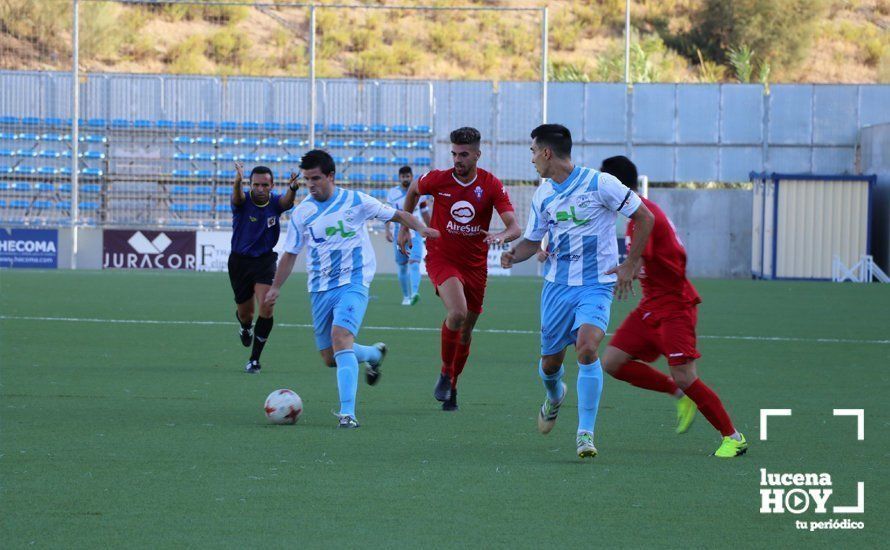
[577,359,604,435]
[538,362,565,403]
[408,261,421,296]
[397,263,410,298]
[334,349,359,416]
[353,343,381,364]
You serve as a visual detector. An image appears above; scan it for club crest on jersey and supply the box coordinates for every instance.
[267,217,277,228]
[343,207,357,224]
[474,186,483,201]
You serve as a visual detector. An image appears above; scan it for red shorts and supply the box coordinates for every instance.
[609,306,702,367]
[425,257,487,314]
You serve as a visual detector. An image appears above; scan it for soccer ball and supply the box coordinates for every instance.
[264,389,303,425]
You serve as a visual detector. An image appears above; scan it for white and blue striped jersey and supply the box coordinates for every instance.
[285,187,397,292]
[524,166,641,286]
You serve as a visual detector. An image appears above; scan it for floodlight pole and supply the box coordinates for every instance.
[309,4,317,150]
[71,0,80,269]
[541,7,548,124]
[624,0,631,84]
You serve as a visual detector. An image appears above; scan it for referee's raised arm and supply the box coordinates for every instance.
[232,161,247,206]
[278,171,299,211]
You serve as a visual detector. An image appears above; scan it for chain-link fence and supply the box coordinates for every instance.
[0,0,547,232]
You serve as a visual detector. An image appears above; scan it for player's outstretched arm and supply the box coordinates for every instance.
[501,238,542,268]
[278,172,299,210]
[391,210,440,241]
[265,252,298,307]
[482,210,521,246]
[232,161,246,206]
[606,202,654,300]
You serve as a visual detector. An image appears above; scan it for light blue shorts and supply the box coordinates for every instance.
[540,281,614,356]
[393,229,424,265]
[310,283,370,350]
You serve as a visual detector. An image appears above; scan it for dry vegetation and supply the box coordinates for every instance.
[0,0,887,82]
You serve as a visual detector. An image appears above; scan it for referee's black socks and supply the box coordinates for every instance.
[250,316,274,361]
[236,311,252,330]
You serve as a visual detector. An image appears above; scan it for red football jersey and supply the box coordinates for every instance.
[626,196,701,311]
[417,168,514,269]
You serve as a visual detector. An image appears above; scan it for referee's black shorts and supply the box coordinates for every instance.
[228,251,278,304]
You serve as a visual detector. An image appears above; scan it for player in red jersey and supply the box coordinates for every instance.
[398,127,521,411]
[599,156,748,458]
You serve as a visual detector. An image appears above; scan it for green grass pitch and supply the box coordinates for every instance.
[1,270,888,548]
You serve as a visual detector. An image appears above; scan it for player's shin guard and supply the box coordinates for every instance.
[334,349,359,417]
[683,378,735,436]
[450,338,471,389]
[539,362,565,403]
[408,262,421,296]
[397,263,410,298]
[612,360,680,395]
[250,316,273,361]
[577,360,604,435]
[353,343,382,364]
[440,322,460,377]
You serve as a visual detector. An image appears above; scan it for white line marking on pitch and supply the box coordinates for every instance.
[1,315,889,345]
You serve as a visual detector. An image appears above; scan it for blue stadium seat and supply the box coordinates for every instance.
[391,125,410,133]
[314,123,324,132]
[61,151,72,159]
[413,125,432,134]
[333,156,347,165]
[169,204,189,213]
[349,124,369,133]
[370,156,389,165]
[195,170,214,178]
[315,140,326,148]
[414,157,432,166]
[215,203,230,213]
[264,122,281,132]
[391,140,412,149]
[0,182,8,190]
[217,152,236,162]
[0,149,13,157]
[198,121,216,130]
[217,170,236,178]
[369,140,389,148]
[238,154,259,163]
[261,137,281,147]
[56,201,70,209]
[260,154,281,163]
[156,120,174,129]
[22,117,40,126]
[81,135,107,144]
[172,169,191,177]
[37,167,58,175]
[349,156,368,165]
[192,204,212,213]
[328,123,346,133]
[194,152,215,162]
[134,120,152,129]
[240,138,261,147]
[40,133,64,142]
[218,137,239,146]
[219,121,238,131]
[10,200,29,209]
[392,156,409,165]
[195,136,216,145]
[0,165,12,174]
[0,116,19,125]
[81,184,101,193]
[241,122,260,131]
[391,174,401,182]
[14,166,36,174]
[370,124,389,133]
[80,202,99,211]
[59,183,72,193]
[282,138,304,147]
[348,173,367,183]
[111,119,130,129]
[0,199,5,207]
[81,150,105,159]
[86,118,106,128]
[12,182,31,192]
[176,121,196,130]
[33,200,52,209]
[216,186,232,195]
[328,139,347,148]
[173,153,193,161]
[370,189,387,200]
[370,174,388,183]
[412,140,432,149]
[348,140,368,148]
[45,117,69,127]
[285,123,305,132]
[35,182,54,192]
[173,136,194,144]
[18,133,39,141]
[58,167,71,175]
[282,154,302,163]
[193,186,213,196]
[0,132,17,140]
[17,149,38,158]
